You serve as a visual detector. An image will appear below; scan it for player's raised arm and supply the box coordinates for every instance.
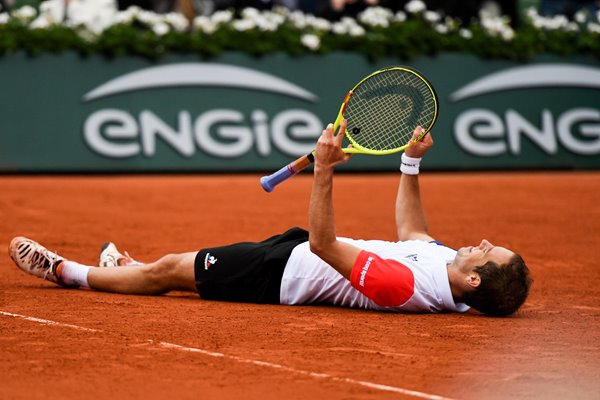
[308,120,361,280]
[396,127,435,242]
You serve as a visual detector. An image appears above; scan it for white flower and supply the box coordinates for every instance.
[39,0,65,23]
[480,14,515,41]
[193,9,232,33]
[152,21,169,36]
[289,10,307,29]
[263,10,285,26]
[114,11,134,25]
[424,11,441,24]
[30,16,51,29]
[12,5,37,23]
[481,16,501,33]
[301,33,320,51]
[241,7,260,20]
[526,7,538,19]
[239,7,280,31]
[574,10,587,24]
[333,17,365,36]
[531,16,544,29]
[547,14,569,30]
[253,14,279,32]
[405,0,426,14]
[566,22,579,32]
[0,12,9,24]
[136,9,161,26]
[394,11,407,22]
[306,15,331,31]
[113,6,141,25]
[211,9,233,25]
[434,23,448,34]
[66,0,118,35]
[349,24,365,37]
[233,18,256,31]
[260,20,279,32]
[588,22,600,34]
[163,12,188,32]
[500,27,515,41]
[524,8,575,31]
[332,20,348,34]
[358,6,393,28]
[459,28,473,39]
[193,15,217,33]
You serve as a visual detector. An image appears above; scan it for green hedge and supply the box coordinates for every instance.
[1,3,599,60]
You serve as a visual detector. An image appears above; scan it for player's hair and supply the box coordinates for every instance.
[463,254,533,317]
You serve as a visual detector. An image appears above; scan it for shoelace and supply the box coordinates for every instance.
[106,249,134,266]
[27,245,59,281]
[122,251,135,265]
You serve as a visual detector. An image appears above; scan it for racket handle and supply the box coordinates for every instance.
[260,153,315,192]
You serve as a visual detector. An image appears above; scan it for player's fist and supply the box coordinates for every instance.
[405,126,433,158]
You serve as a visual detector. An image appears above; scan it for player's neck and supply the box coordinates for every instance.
[446,263,467,303]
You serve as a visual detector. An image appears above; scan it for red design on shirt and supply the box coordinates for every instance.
[350,250,415,307]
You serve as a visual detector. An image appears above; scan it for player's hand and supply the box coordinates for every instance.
[404,126,433,158]
[314,120,352,170]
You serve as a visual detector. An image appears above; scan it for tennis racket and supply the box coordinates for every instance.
[260,66,439,192]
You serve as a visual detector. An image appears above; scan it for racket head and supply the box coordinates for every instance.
[335,66,439,155]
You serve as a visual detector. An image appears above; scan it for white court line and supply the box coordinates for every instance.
[158,341,455,400]
[1,310,454,400]
[0,310,99,332]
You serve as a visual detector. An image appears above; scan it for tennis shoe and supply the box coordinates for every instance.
[9,236,74,287]
[98,242,140,267]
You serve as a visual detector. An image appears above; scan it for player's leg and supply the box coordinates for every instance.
[87,252,197,294]
[9,236,197,295]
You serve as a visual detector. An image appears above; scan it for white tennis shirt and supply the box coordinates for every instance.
[279,238,470,313]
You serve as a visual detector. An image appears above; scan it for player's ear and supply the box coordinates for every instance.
[466,272,481,289]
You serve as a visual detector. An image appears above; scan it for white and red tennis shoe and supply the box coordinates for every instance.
[98,242,141,267]
[9,236,74,287]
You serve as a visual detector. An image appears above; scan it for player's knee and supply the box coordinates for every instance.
[145,254,182,284]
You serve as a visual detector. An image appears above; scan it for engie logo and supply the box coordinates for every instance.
[451,64,600,156]
[82,63,322,158]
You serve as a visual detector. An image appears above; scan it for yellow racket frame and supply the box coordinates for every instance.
[260,66,439,192]
[332,66,439,155]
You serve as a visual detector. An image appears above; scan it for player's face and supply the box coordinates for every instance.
[454,239,514,272]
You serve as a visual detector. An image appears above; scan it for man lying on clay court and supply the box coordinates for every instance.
[9,122,532,317]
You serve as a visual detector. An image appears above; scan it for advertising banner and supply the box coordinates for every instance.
[1,52,598,172]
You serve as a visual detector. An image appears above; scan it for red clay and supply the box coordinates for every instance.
[1,172,599,400]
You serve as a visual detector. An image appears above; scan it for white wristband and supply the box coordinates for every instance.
[400,153,422,175]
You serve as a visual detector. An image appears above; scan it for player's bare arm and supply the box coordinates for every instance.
[396,126,435,242]
[308,120,362,280]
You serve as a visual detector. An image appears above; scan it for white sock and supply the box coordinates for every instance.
[59,261,92,288]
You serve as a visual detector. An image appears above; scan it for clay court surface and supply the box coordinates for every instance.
[0,172,598,400]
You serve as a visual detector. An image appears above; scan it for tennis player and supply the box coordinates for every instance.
[9,122,532,317]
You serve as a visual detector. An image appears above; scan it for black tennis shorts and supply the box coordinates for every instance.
[194,227,309,304]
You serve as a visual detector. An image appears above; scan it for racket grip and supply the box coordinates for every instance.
[260,153,314,192]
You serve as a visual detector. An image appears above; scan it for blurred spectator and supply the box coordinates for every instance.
[315,0,402,20]
[213,0,298,12]
[539,0,599,17]
[311,0,519,24]
[118,0,153,10]
[297,0,318,14]
[426,0,518,26]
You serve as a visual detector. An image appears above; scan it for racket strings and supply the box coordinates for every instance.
[345,69,437,152]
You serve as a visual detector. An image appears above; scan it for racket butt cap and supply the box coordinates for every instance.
[260,176,275,192]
